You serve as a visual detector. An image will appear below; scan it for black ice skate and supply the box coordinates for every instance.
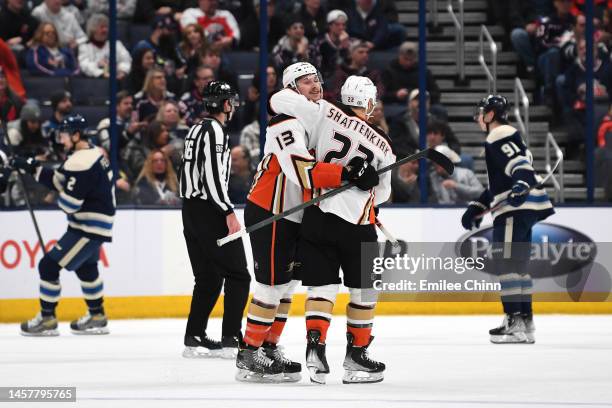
[342,333,385,384]
[221,334,240,359]
[70,313,109,335]
[306,330,330,384]
[20,313,59,337]
[183,334,223,358]
[489,313,529,344]
[235,345,284,383]
[263,341,302,383]
[522,313,536,344]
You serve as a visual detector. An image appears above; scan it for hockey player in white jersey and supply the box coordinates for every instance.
[269,75,395,384]
[237,63,377,382]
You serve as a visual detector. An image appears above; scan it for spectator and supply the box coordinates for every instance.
[126,48,156,94]
[299,0,327,41]
[369,99,389,134]
[389,89,432,154]
[41,90,72,145]
[429,145,483,205]
[133,67,176,122]
[391,152,423,203]
[271,16,310,71]
[345,0,402,50]
[595,105,612,200]
[7,102,51,160]
[310,9,352,81]
[180,0,241,50]
[0,67,24,123]
[0,39,26,99]
[510,0,575,102]
[31,0,86,48]
[487,0,536,47]
[180,65,214,126]
[26,22,79,76]
[61,0,85,26]
[598,104,612,148]
[133,149,180,205]
[78,14,132,79]
[87,0,137,20]
[0,0,39,54]
[324,40,383,102]
[239,0,285,51]
[228,145,255,204]
[381,41,441,105]
[156,100,189,139]
[426,118,461,155]
[177,23,208,74]
[196,45,238,92]
[97,91,146,154]
[133,0,185,24]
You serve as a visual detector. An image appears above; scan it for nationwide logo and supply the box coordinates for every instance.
[457,223,597,278]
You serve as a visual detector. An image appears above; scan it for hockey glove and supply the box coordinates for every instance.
[10,156,40,175]
[461,203,485,230]
[508,181,530,207]
[342,157,367,182]
[343,157,380,191]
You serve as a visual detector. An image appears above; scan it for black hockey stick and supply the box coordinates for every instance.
[1,120,47,254]
[218,148,454,246]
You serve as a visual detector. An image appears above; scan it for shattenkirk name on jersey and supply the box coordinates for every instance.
[326,106,391,157]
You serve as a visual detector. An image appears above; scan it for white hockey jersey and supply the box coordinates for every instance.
[269,88,395,225]
[247,113,344,223]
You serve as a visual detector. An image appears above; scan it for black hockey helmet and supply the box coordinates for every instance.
[475,94,509,123]
[59,114,88,136]
[202,81,239,113]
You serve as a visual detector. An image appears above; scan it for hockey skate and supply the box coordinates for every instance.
[20,313,59,337]
[489,313,529,344]
[306,330,330,384]
[235,345,284,383]
[183,334,223,358]
[70,313,110,335]
[342,333,385,384]
[263,342,302,383]
[220,335,240,359]
[522,313,536,344]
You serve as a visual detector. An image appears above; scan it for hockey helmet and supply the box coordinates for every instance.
[59,114,88,135]
[282,62,321,89]
[475,94,509,122]
[202,80,239,113]
[341,75,378,117]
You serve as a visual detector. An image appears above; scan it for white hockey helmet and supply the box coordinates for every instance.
[341,75,377,118]
[282,62,320,89]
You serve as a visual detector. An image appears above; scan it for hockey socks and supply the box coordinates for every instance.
[244,298,278,348]
[265,298,291,345]
[305,297,334,344]
[40,280,61,317]
[346,302,375,347]
[76,265,105,316]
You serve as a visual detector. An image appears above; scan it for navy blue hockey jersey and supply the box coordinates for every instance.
[36,147,116,242]
[477,125,554,220]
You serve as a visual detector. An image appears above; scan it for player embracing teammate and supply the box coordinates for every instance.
[462,95,555,344]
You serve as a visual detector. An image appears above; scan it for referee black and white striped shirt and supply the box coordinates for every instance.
[179,117,234,214]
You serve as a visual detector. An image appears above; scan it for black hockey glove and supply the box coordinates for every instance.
[10,156,40,175]
[461,202,486,230]
[508,181,530,207]
[342,157,367,182]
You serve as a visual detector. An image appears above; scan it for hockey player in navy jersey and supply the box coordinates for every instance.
[11,114,115,336]
[461,95,554,344]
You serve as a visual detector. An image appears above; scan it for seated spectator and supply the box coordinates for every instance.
[177,23,208,74]
[271,16,310,71]
[0,0,39,54]
[345,0,403,50]
[429,145,483,205]
[42,90,73,145]
[239,0,285,51]
[391,151,425,203]
[510,0,575,103]
[87,0,137,20]
[299,0,327,41]
[243,64,279,125]
[126,48,156,94]
[61,0,85,26]
[369,99,389,134]
[180,65,214,126]
[196,45,238,93]
[389,89,436,154]
[26,22,79,77]
[426,119,461,155]
[228,145,255,204]
[180,0,241,50]
[133,0,185,24]
[97,91,146,154]
[156,100,189,139]
[310,9,352,81]
[382,41,441,105]
[133,67,176,122]
[31,0,86,49]
[79,14,132,79]
[7,102,51,160]
[133,149,180,205]
[0,67,24,123]
[324,41,383,102]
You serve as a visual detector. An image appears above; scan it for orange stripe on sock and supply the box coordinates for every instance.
[347,326,372,347]
[244,321,271,348]
[265,319,286,345]
[306,318,331,344]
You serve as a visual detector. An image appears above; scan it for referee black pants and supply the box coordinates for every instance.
[182,199,251,339]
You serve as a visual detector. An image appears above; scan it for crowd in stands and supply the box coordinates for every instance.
[0,0,610,207]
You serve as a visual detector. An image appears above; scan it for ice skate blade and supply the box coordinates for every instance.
[281,372,302,383]
[220,347,238,359]
[235,369,284,383]
[307,367,327,384]
[342,370,384,384]
[182,346,224,358]
[525,333,536,344]
[490,332,529,344]
[20,329,59,337]
[71,327,110,335]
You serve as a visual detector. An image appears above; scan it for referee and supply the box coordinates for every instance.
[179,81,251,359]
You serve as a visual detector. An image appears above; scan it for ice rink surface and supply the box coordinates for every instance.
[1,315,612,408]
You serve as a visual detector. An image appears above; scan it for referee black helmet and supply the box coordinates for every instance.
[203,81,239,114]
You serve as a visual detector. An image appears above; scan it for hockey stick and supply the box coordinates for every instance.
[475,152,563,220]
[218,148,454,246]
[375,218,399,248]
[1,120,47,254]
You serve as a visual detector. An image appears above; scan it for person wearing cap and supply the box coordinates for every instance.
[271,15,310,71]
[239,0,284,51]
[41,90,73,143]
[429,144,483,205]
[31,0,86,49]
[381,41,441,105]
[7,103,52,160]
[0,66,24,123]
[180,0,241,50]
[309,9,352,81]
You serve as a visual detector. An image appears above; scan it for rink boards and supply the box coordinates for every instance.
[1,207,611,321]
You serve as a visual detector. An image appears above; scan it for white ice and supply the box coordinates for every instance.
[1,315,611,408]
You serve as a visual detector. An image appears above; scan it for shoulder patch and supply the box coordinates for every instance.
[268,114,297,127]
[64,148,103,172]
[486,125,519,144]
